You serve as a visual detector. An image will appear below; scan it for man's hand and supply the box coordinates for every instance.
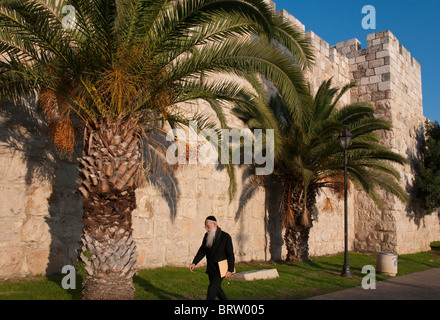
[189,263,195,272]
[225,271,232,278]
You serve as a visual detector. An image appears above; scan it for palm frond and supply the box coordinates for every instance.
[237,77,409,220]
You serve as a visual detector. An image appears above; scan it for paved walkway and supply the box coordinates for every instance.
[307,268,440,300]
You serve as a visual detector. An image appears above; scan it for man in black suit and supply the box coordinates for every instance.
[189,216,235,300]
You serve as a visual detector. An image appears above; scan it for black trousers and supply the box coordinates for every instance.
[207,273,227,300]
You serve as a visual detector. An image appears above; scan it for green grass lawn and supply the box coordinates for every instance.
[1,251,439,300]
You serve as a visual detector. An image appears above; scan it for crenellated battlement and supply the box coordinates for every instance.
[332,30,421,72]
[270,2,423,115]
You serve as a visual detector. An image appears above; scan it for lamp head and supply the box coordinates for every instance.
[338,127,353,150]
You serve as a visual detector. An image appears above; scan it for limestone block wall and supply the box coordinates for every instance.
[0,101,284,277]
[130,94,287,269]
[252,8,356,257]
[304,30,352,104]
[308,191,355,256]
[132,164,282,269]
[0,103,82,278]
[290,16,355,256]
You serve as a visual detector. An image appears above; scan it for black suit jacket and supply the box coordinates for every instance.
[192,227,235,277]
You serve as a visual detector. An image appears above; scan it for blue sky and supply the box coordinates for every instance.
[273,0,440,122]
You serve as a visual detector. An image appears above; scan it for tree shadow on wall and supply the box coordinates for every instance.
[139,126,180,222]
[404,123,428,228]
[234,168,284,261]
[0,101,83,279]
[0,102,181,284]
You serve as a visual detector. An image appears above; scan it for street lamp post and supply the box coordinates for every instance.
[338,127,352,277]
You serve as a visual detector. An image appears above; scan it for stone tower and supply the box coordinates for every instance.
[272,6,438,257]
[334,31,428,253]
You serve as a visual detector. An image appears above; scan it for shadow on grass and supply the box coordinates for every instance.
[46,272,188,300]
[133,275,187,300]
[46,272,84,300]
[44,271,187,300]
[277,256,346,274]
[397,251,440,274]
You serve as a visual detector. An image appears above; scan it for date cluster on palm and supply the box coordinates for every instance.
[77,119,141,300]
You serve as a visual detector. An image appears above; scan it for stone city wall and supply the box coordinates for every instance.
[0,103,82,278]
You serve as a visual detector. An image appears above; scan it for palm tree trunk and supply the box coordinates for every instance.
[284,224,310,262]
[77,118,141,300]
[282,181,316,262]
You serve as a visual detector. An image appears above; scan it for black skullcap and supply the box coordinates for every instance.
[206,215,217,222]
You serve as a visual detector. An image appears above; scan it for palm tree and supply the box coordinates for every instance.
[0,0,313,299]
[233,79,408,261]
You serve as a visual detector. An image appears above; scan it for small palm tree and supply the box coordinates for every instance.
[0,0,313,298]
[233,79,408,261]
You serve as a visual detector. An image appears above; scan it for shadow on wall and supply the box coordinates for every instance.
[405,122,428,228]
[0,97,187,279]
[234,169,284,261]
[139,125,181,221]
[0,101,82,277]
[0,102,184,278]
